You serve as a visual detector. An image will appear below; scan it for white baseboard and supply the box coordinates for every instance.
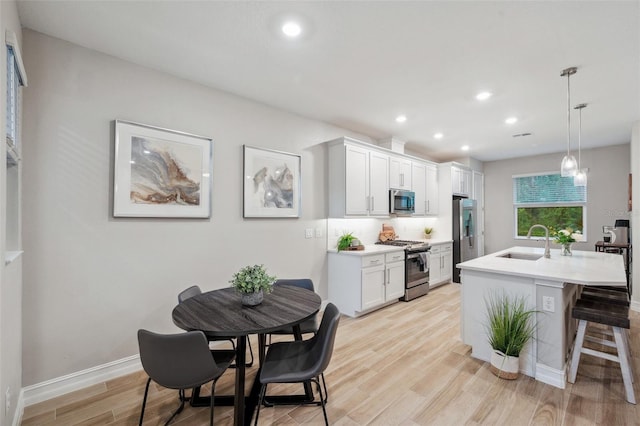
[22,354,142,407]
[535,362,566,389]
[13,388,25,426]
[631,299,640,312]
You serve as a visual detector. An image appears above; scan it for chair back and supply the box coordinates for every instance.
[178,285,202,303]
[138,329,219,389]
[274,278,314,292]
[310,303,341,375]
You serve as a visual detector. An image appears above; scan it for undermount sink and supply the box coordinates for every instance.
[497,252,543,261]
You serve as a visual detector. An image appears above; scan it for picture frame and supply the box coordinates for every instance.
[243,145,301,218]
[113,120,213,218]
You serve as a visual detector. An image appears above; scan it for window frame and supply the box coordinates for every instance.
[513,172,587,240]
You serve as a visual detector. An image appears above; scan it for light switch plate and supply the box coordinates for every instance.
[305,228,313,239]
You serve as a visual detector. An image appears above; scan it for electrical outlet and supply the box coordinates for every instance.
[305,228,313,239]
[315,228,322,238]
[542,296,555,312]
[5,387,10,415]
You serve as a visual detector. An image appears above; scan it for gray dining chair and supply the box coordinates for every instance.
[268,279,319,341]
[178,284,254,366]
[137,329,235,426]
[254,303,341,425]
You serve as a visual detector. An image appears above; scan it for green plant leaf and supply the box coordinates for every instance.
[484,290,538,357]
[229,264,276,294]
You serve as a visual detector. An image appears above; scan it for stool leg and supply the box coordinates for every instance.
[569,320,588,383]
[613,327,636,404]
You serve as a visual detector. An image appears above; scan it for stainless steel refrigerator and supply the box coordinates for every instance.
[453,197,479,283]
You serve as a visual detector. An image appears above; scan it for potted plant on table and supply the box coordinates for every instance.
[230,264,276,306]
[485,291,538,379]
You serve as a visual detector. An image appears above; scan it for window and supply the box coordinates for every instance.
[5,31,27,262]
[513,173,586,238]
[6,47,19,149]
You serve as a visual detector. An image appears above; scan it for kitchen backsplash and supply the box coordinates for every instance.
[327,216,440,249]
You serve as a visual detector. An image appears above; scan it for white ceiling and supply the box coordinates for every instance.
[16,1,640,162]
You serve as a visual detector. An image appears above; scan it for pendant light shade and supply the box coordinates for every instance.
[561,155,578,177]
[573,103,588,186]
[560,67,578,177]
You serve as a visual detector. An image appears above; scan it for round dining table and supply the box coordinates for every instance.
[172,284,321,426]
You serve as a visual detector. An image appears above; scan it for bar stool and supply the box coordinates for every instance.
[568,298,635,404]
[579,287,633,358]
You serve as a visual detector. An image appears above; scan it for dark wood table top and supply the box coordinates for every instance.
[172,285,321,337]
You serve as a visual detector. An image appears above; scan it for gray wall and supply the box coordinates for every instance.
[483,143,630,254]
[20,30,373,386]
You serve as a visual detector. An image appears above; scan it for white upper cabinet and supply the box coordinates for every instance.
[452,165,472,197]
[389,156,412,190]
[425,163,439,215]
[328,138,389,217]
[412,162,427,215]
[411,160,439,216]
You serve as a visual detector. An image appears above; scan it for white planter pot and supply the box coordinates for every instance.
[489,350,520,380]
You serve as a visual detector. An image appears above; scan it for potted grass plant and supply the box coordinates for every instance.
[485,291,538,379]
[230,264,276,306]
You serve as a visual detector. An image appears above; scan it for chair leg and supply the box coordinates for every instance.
[613,327,636,404]
[320,373,329,404]
[210,380,217,426]
[254,384,267,426]
[163,389,185,425]
[139,378,152,426]
[569,320,587,383]
[313,377,329,426]
[246,338,255,367]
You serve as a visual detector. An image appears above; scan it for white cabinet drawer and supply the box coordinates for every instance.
[385,251,405,263]
[361,254,385,268]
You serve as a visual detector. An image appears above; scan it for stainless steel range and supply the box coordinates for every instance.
[375,240,430,301]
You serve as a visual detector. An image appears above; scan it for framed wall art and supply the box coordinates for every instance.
[243,145,301,218]
[113,120,213,218]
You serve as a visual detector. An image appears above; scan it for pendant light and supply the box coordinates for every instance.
[573,103,588,186]
[560,67,578,177]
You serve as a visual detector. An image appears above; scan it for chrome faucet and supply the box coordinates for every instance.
[527,224,551,258]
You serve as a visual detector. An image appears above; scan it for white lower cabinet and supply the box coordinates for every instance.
[429,243,453,288]
[329,250,405,317]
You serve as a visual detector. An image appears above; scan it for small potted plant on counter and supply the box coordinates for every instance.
[424,227,433,239]
[337,232,363,251]
[230,264,276,306]
[485,291,538,379]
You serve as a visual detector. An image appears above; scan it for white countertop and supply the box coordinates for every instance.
[327,244,404,256]
[457,246,626,286]
[327,238,453,256]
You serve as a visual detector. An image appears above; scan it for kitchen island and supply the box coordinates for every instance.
[458,246,627,388]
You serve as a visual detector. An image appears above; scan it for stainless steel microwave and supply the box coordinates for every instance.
[389,189,415,215]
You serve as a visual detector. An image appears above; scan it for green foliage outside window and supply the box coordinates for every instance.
[516,206,583,237]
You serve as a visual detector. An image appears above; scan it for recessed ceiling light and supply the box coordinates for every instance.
[461,145,470,151]
[433,132,444,139]
[476,91,492,101]
[395,115,407,123]
[282,21,302,37]
[505,117,518,124]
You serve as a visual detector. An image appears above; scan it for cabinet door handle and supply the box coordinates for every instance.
[386,269,389,284]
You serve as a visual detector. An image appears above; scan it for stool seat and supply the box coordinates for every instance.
[572,298,629,328]
[579,288,630,307]
[569,298,635,404]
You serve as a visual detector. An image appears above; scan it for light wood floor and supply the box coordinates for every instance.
[22,283,640,425]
